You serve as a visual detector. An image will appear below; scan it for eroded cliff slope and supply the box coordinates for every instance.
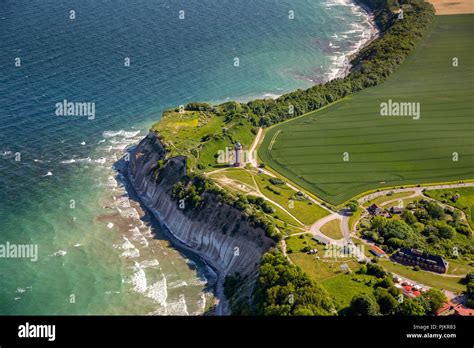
[126,132,275,314]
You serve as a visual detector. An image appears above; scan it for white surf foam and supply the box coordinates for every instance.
[102,130,141,139]
[119,237,140,258]
[50,250,67,257]
[129,227,149,247]
[145,277,168,306]
[166,294,189,315]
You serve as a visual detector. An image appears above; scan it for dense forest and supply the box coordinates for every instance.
[224,250,336,315]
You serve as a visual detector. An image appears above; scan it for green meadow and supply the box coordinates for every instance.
[152,109,254,172]
[259,15,474,205]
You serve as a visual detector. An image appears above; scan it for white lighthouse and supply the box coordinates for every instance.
[234,141,244,167]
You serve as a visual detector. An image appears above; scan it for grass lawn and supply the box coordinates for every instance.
[447,260,474,276]
[209,171,304,231]
[286,233,315,251]
[268,204,305,232]
[210,168,257,189]
[253,172,329,225]
[424,186,474,229]
[286,234,361,282]
[384,197,419,209]
[379,259,465,293]
[320,219,343,240]
[362,191,416,208]
[210,168,328,229]
[320,273,376,311]
[348,208,363,232]
[258,15,474,205]
[152,110,254,172]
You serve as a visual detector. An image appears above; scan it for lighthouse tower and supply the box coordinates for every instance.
[234,141,244,167]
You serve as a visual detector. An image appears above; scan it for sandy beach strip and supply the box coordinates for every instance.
[426,0,473,15]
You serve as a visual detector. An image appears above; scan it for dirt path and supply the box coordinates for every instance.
[213,174,305,227]
[249,174,305,227]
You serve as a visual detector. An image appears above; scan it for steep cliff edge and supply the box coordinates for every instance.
[126,132,275,314]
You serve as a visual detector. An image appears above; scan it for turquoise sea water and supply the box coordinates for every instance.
[0,0,374,314]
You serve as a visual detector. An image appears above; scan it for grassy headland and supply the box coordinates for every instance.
[147,1,453,315]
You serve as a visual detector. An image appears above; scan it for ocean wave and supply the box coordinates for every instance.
[145,277,168,306]
[130,227,149,247]
[196,293,207,314]
[50,250,67,257]
[61,157,92,164]
[117,236,140,258]
[125,261,169,307]
[114,196,131,208]
[324,1,378,82]
[325,0,352,7]
[168,280,188,289]
[117,207,140,220]
[107,176,118,187]
[127,266,147,293]
[102,130,141,139]
[165,294,188,315]
[137,259,160,269]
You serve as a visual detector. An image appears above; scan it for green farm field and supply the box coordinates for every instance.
[259,15,474,205]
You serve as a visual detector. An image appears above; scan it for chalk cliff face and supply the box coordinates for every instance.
[127,132,274,314]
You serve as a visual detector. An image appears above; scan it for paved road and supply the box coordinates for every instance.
[309,214,344,244]
[357,183,474,204]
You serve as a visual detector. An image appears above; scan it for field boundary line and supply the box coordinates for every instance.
[268,130,281,152]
